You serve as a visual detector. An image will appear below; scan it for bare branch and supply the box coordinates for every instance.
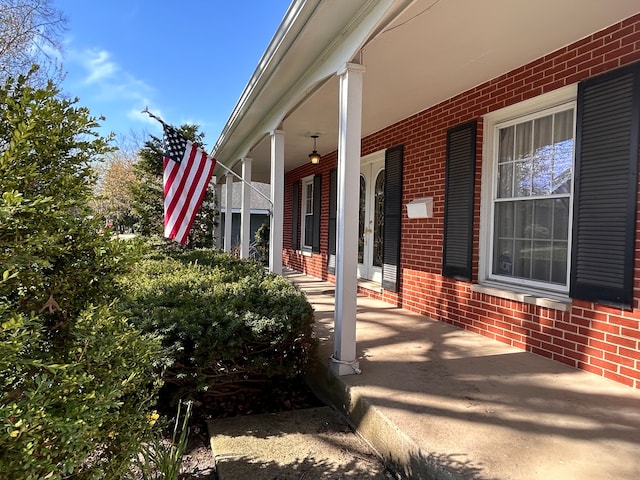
[0,0,67,85]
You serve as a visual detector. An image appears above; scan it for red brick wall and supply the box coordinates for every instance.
[284,14,640,388]
[283,151,337,279]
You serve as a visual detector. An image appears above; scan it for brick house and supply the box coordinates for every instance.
[212,1,640,388]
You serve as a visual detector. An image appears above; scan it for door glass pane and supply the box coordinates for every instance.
[373,170,385,268]
[358,176,365,264]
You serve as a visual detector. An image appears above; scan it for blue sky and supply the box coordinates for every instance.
[53,0,291,148]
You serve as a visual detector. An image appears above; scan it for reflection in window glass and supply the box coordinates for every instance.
[303,182,313,248]
[373,171,385,268]
[492,107,574,286]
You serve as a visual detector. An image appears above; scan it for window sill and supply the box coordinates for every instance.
[357,278,382,294]
[471,283,571,312]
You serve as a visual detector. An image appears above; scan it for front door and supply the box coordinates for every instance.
[358,152,385,283]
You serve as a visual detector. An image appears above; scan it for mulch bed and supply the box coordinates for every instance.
[180,376,323,429]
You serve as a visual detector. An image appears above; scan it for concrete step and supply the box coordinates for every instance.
[208,406,394,479]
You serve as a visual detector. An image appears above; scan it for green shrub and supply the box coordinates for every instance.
[0,303,164,479]
[118,249,315,402]
[0,71,130,317]
[0,72,166,478]
[253,221,270,266]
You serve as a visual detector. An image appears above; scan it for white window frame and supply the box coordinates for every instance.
[301,175,314,251]
[479,85,577,297]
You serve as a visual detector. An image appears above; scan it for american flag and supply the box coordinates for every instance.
[162,124,216,244]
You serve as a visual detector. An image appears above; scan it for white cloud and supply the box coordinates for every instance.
[83,49,118,84]
[71,47,151,100]
[62,43,158,133]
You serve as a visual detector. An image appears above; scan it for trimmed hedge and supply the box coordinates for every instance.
[118,249,315,402]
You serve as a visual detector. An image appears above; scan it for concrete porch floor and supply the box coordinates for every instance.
[285,269,640,480]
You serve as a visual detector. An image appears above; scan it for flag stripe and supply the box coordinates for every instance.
[165,144,199,234]
[172,151,215,243]
[162,127,216,244]
[165,146,204,239]
[167,148,208,240]
[163,158,180,228]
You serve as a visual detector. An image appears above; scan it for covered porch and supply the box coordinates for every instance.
[283,269,640,479]
[211,0,640,381]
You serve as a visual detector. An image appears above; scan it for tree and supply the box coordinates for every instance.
[92,132,147,233]
[131,124,217,248]
[0,72,164,478]
[0,0,66,85]
[94,156,137,232]
[0,70,116,313]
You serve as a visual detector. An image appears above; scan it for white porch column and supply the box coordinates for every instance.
[223,174,233,253]
[240,157,252,259]
[214,177,222,249]
[269,130,285,275]
[331,62,365,376]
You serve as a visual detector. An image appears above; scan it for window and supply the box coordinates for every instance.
[481,86,576,295]
[302,176,314,250]
[479,65,638,306]
[492,106,575,289]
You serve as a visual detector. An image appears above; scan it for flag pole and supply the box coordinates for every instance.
[142,108,273,209]
[209,155,273,208]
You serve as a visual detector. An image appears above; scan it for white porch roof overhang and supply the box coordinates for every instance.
[211,0,640,183]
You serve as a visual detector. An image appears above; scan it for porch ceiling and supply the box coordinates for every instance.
[212,0,639,184]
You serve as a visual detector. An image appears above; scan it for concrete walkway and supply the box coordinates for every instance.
[285,270,640,480]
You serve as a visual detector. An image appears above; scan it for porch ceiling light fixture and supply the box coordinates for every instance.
[308,135,321,164]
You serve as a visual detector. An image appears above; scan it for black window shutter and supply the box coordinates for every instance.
[570,62,640,307]
[327,168,337,274]
[383,145,404,292]
[291,181,300,250]
[442,121,477,280]
[312,174,322,253]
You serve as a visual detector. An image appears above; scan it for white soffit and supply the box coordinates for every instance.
[212,0,403,173]
[360,0,640,136]
[213,0,639,182]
